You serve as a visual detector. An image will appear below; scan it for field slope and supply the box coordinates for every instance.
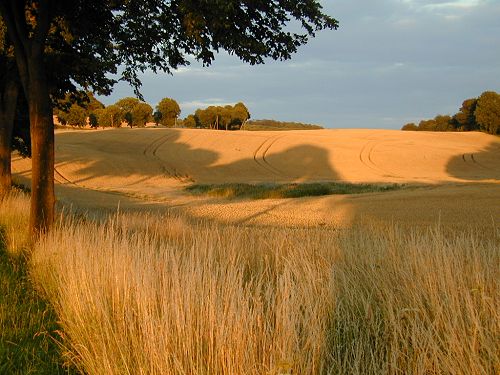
[12,128,500,228]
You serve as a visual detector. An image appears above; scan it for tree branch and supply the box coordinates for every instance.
[0,0,31,98]
[32,0,51,56]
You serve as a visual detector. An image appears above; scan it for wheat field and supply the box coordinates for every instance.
[6,128,500,374]
[12,128,500,228]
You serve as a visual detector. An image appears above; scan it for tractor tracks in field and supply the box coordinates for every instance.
[461,153,493,171]
[142,132,193,182]
[253,135,286,177]
[358,140,398,178]
[54,167,76,185]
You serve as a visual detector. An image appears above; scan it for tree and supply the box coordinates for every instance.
[131,102,153,127]
[124,112,133,128]
[116,97,139,117]
[0,16,19,194]
[192,103,250,130]
[434,115,453,132]
[60,104,87,127]
[115,97,152,127]
[183,114,197,128]
[196,107,217,129]
[474,91,500,135]
[156,98,181,127]
[233,102,250,130]
[88,113,98,128]
[0,0,337,234]
[418,119,437,131]
[453,98,478,131]
[153,111,162,126]
[0,1,117,234]
[401,123,418,131]
[97,105,122,128]
[54,92,105,127]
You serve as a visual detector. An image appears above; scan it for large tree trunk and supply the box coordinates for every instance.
[27,58,54,235]
[0,0,54,236]
[0,80,18,196]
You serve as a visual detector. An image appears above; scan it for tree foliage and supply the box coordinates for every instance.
[131,102,153,127]
[156,98,181,127]
[453,98,478,131]
[401,123,418,131]
[96,105,122,128]
[475,91,500,135]
[54,92,105,127]
[401,91,500,135]
[193,103,251,130]
[183,114,197,128]
[114,97,153,127]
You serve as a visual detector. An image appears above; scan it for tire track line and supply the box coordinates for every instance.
[470,154,494,171]
[261,135,286,176]
[253,136,283,177]
[144,131,191,181]
[359,141,387,176]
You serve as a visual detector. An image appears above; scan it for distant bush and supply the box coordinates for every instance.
[401,123,418,131]
[243,119,323,131]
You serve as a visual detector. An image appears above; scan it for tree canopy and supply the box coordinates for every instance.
[193,103,250,130]
[475,91,500,135]
[156,98,181,127]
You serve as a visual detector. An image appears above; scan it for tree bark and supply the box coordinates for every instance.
[27,57,54,235]
[0,80,18,195]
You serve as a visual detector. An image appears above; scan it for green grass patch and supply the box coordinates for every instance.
[0,231,73,374]
[186,182,405,199]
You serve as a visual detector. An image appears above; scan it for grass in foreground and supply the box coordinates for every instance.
[186,181,405,199]
[34,215,498,374]
[0,191,72,374]
[1,192,498,374]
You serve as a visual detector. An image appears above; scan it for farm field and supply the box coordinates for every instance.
[5,128,500,374]
[12,128,500,229]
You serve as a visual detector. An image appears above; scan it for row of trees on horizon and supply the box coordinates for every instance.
[402,91,500,135]
[53,93,251,131]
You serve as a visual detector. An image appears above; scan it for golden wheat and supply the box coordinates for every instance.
[32,215,499,374]
[1,192,498,374]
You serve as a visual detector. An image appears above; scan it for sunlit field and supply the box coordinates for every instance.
[5,129,500,374]
[1,190,498,374]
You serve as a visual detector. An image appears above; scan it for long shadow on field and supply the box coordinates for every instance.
[55,128,340,185]
[445,140,500,182]
[340,138,500,230]
[52,129,341,223]
[55,128,217,185]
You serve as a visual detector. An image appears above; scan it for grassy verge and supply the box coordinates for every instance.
[186,181,405,199]
[0,191,73,374]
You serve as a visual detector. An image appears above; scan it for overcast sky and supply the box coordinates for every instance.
[98,0,500,129]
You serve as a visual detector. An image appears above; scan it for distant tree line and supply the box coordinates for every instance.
[402,91,500,135]
[193,103,250,130]
[54,95,323,133]
[53,94,252,131]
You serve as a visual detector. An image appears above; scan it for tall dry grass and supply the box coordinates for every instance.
[0,190,30,256]
[1,192,498,374]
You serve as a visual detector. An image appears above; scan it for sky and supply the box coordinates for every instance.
[98,0,500,129]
